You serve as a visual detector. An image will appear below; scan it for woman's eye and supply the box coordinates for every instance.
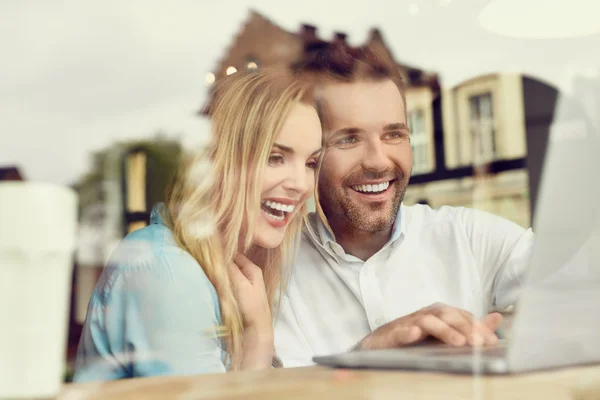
[268,154,284,165]
[306,160,319,170]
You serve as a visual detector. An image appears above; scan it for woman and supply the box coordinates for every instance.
[74,69,322,381]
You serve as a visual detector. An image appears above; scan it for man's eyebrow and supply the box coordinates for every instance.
[384,122,409,131]
[332,127,364,135]
[333,124,408,135]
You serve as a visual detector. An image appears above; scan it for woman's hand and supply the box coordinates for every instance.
[230,253,274,370]
[230,253,272,329]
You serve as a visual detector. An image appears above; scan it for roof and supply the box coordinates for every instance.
[0,166,24,181]
[200,10,440,114]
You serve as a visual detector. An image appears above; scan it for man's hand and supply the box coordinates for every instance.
[358,303,503,350]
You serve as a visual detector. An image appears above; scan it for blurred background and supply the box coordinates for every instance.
[1,0,599,381]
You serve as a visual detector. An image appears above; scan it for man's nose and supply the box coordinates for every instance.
[361,139,392,171]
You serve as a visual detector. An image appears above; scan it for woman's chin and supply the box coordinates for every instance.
[252,234,284,249]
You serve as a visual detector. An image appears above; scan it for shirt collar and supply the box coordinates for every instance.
[314,203,405,248]
[149,202,167,225]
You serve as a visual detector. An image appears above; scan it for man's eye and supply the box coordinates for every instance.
[339,136,357,145]
[268,154,284,165]
[386,131,403,139]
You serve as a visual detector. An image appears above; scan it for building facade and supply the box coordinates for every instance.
[203,10,558,229]
[405,74,558,228]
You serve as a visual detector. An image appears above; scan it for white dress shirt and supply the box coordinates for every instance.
[274,204,535,367]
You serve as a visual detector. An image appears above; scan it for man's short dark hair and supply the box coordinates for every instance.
[291,42,406,126]
[291,42,406,102]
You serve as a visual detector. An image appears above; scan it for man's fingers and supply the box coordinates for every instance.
[433,308,474,342]
[482,312,503,334]
[452,308,499,346]
[392,325,422,346]
[416,315,466,347]
[361,306,504,351]
[432,307,492,346]
[362,326,422,349]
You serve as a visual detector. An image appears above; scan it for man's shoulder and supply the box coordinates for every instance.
[300,206,480,240]
[402,203,468,226]
[403,203,514,226]
[403,203,532,244]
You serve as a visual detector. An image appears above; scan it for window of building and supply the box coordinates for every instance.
[469,92,496,164]
[408,109,430,174]
[246,56,259,69]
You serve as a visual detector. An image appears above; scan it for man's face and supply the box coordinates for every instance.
[318,79,412,233]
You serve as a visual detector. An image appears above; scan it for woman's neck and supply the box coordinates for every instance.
[245,245,267,269]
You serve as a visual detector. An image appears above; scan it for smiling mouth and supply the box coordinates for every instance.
[350,180,394,194]
[261,200,295,222]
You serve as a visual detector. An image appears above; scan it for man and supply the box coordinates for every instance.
[274,45,535,367]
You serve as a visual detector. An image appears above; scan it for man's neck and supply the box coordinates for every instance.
[328,218,392,261]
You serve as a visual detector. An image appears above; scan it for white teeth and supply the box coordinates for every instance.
[265,211,285,221]
[264,200,295,213]
[351,181,390,193]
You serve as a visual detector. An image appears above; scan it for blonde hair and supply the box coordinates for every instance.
[165,68,315,370]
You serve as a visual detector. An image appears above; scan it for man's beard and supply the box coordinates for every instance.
[318,167,407,234]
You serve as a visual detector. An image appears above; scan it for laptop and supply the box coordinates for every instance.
[313,97,600,374]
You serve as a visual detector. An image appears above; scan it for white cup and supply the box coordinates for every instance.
[0,182,78,399]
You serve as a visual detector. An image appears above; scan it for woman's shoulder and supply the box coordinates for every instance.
[97,209,219,312]
[108,222,194,273]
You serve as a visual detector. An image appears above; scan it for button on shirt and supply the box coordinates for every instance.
[274,204,535,367]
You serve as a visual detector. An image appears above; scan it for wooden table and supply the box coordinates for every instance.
[59,365,600,400]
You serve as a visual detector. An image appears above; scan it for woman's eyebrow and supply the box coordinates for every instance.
[273,143,322,157]
[272,143,293,153]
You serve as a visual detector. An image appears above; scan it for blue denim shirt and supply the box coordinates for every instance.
[73,203,226,382]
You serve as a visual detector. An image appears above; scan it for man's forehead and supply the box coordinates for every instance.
[319,79,405,130]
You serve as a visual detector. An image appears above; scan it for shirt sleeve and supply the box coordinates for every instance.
[74,240,226,382]
[459,207,536,311]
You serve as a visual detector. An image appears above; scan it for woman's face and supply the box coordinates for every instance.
[253,102,322,249]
